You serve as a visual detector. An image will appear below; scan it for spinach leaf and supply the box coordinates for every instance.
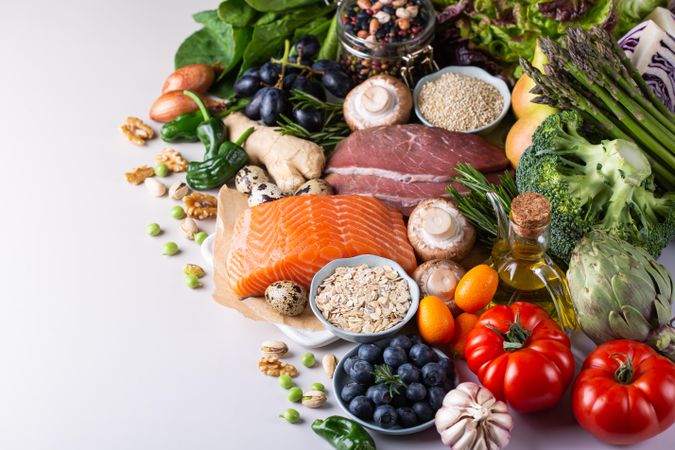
[244,0,320,12]
[191,10,250,74]
[175,28,228,69]
[293,17,332,43]
[209,70,238,98]
[255,12,278,25]
[217,0,256,27]
[317,15,339,61]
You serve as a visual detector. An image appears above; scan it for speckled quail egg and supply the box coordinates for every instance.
[248,182,284,207]
[235,165,270,195]
[294,179,334,196]
[265,281,308,316]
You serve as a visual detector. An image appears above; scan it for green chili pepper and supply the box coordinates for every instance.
[159,110,204,143]
[186,127,255,191]
[311,416,376,450]
[183,90,228,160]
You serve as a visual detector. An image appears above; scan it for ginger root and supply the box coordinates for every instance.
[223,113,325,194]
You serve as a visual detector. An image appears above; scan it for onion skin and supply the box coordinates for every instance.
[149,91,220,123]
[162,64,215,94]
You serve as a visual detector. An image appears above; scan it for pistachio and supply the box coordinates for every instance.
[261,340,288,357]
[302,390,327,408]
[322,354,338,379]
[169,181,190,200]
[180,218,199,239]
[145,178,167,197]
[184,264,205,279]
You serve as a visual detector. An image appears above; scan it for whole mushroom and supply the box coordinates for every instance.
[414,259,466,315]
[248,182,284,207]
[235,165,270,195]
[407,198,476,262]
[343,74,412,130]
[294,179,334,196]
[265,281,308,317]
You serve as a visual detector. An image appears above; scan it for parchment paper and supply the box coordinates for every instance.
[212,186,324,330]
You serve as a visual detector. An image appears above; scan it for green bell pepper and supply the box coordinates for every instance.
[183,90,228,160]
[159,110,204,143]
[186,127,255,191]
[312,416,376,450]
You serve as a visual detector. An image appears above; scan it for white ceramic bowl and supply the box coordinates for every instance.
[413,65,511,134]
[308,255,420,343]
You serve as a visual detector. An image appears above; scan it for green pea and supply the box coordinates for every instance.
[287,386,302,402]
[163,242,179,256]
[301,352,316,368]
[310,382,324,392]
[170,205,186,219]
[185,274,202,289]
[278,374,294,389]
[279,408,300,424]
[194,231,208,245]
[146,223,161,237]
[154,163,169,177]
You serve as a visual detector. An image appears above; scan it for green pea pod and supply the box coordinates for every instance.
[159,110,203,143]
[311,416,376,450]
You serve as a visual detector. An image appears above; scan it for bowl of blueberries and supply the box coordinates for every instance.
[334,334,455,435]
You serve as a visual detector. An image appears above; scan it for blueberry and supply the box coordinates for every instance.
[259,62,281,85]
[312,59,342,74]
[389,335,413,351]
[413,402,435,422]
[244,87,273,120]
[242,66,260,79]
[438,356,453,374]
[406,382,427,402]
[409,343,434,367]
[366,384,392,406]
[341,382,365,403]
[233,75,260,97]
[397,363,420,384]
[421,362,446,387]
[349,360,375,385]
[291,76,325,101]
[260,88,290,126]
[383,346,408,369]
[295,35,321,60]
[343,356,358,375]
[292,107,322,132]
[321,70,354,98]
[349,395,374,420]
[409,335,423,345]
[373,405,398,428]
[391,392,408,407]
[428,386,446,411]
[397,407,418,427]
[357,344,383,363]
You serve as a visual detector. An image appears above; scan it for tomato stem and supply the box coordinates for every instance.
[485,312,531,351]
[611,353,634,384]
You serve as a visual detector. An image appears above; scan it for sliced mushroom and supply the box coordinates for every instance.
[407,197,476,261]
[414,259,466,315]
[343,74,412,130]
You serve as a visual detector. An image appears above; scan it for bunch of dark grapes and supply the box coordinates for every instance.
[233,35,353,130]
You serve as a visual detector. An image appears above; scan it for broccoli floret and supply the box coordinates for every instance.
[516,110,675,263]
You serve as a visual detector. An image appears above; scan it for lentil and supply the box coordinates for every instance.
[418,72,503,132]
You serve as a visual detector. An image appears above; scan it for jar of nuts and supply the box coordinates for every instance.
[336,0,437,86]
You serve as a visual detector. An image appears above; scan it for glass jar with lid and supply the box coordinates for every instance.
[336,0,437,87]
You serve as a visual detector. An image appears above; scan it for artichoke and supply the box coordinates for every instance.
[567,230,674,362]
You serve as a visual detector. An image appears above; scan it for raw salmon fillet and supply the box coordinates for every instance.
[227,194,417,297]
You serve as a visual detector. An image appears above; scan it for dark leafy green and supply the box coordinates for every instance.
[244,0,320,12]
[293,17,332,43]
[317,15,339,61]
[217,0,256,27]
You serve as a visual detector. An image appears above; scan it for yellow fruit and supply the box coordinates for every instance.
[455,264,499,313]
[447,313,480,359]
[417,296,455,345]
[505,108,553,168]
[511,41,558,119]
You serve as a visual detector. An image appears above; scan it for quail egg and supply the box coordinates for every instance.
[235,165,270,195]
[265,281,308,316]
[248,182,284,207]
[294,179,334,196]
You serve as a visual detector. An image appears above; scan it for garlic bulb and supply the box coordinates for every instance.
[435,382,512,450]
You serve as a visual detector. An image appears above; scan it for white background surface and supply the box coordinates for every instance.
[0,1,673,449]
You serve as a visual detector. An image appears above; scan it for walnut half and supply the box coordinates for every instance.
[125,165,155,185]
[258,355,298,377]
[120,117,154,145]
[155,148,188,172]
[184,192,218,220]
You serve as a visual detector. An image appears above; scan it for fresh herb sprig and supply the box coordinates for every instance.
[447,163,518,244]
[373,364,407,397]
[277,90,350,153]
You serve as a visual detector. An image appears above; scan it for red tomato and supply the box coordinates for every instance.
[464,302,575,413]
[572,339,675,445]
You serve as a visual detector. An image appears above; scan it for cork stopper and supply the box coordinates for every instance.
[510,192,551,238]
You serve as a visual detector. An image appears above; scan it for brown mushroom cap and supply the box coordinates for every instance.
[343,74,413,130]
[413,259,466,316]
[407,197,476,261]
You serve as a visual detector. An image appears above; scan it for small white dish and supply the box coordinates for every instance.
[309,254,420,344]
[413,65,511,135]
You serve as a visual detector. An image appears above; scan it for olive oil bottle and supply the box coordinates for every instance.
[486,192,577,331]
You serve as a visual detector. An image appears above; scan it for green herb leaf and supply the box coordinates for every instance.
[217,0,256,28]
[373,364,407,397]
[244,0,321,12]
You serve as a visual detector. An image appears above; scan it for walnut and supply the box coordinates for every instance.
[125,165,155,185]
[120,117,154,145]
[184,192,218,220]
[155,148,188,172]
[258,355,298,377]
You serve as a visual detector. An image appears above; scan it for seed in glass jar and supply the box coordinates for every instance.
[418,72,504,132]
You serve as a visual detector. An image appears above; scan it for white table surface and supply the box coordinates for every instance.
[0,1,673,449]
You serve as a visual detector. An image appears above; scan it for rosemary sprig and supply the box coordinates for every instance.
[447,163,518,244]
[373,364,407,397]
[276,90,350,153]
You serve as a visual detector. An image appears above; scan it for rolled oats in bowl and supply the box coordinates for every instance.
[314,264,412,334]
